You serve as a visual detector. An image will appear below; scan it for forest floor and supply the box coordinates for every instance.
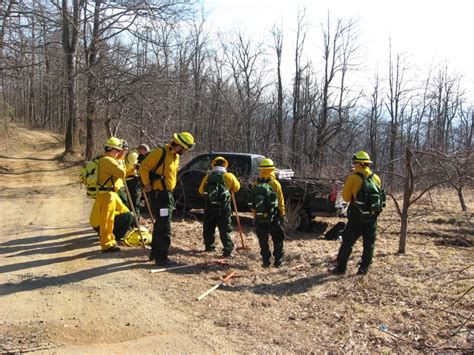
[0,123,472,354]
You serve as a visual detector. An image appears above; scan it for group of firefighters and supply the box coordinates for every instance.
[89,131,382,275]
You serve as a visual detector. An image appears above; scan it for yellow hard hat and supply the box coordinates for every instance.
[173,132,195,150]
[353,151,372,163]
[258,158,275,170]
[211,156,229,168]
[121,139,129,149]
[138,143,150,152]
[104,137,122,150]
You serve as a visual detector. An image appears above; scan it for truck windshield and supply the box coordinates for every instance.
[226,156,250,176]
[185,156,212,172]
[252,156,265,177]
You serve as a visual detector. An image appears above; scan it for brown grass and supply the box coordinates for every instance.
[131,188,473,353]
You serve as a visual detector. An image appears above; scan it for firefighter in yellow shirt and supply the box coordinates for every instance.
[124,143,150,218]
[332,151,383,275]
[250,158,286,267]
[89,137,133,252]
[139,132,195,265]
[114,139,130,209]
[198,156,240,257]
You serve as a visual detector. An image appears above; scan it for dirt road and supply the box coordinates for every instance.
[0,126,236,354]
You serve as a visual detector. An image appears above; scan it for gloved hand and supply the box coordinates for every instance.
[144,183,152,192]
[279,214,285,227]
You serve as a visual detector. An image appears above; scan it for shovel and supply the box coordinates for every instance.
[230,191,250,251]
[141,189,155,225]
[150,259,228,274]
[196,271,237,301]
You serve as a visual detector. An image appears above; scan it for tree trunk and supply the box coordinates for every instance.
[41,47,50,128]
[85,0,102,160]
[28,21,36,126]
[398,210,408,254]
[0,1,16,106]
[457,187,468,212]
[398,147,412,254]
[104,104,113,137]
[62,0,80,155]
[64,52,79,153]
[272,26,284,163]
[388,118,397,188]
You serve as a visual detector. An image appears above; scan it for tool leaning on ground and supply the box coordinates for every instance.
[197,271,237,301]
[123,182,146,248]
[141,189,155,225]
[150,259,229,274]
[230,191,250,251]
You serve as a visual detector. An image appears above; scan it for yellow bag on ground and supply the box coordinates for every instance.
[123,226,152,246]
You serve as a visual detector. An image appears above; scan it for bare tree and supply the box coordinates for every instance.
[81,0,195,159]
[367,72,383,169]
[83,0,102,159]
[222,31,266,152]
[387,147,450,253]
[385,43,411,189]
[291,9,307,169]
[189,19,210,144]
[271,24,285,163]
[311,15,359,176]
[60,0,81,155]
[0,0,17,105]
[427,65,464,151]
[436,149,473,211]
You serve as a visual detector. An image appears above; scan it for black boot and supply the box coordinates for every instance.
[331,267,346,275]
[274,259,283,268]
[102,246,121,253]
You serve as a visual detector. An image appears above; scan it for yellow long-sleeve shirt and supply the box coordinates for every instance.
[139,144,179,191]
[252,171,285,217]
[125,149,139,178]
[97,155,126,192]
[198,169,241,195]
[342,166,381,203]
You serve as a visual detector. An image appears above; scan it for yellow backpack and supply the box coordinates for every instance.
[79,155,102,199]
[123,226,152,246]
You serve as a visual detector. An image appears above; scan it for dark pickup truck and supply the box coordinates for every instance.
[173,152,346,230]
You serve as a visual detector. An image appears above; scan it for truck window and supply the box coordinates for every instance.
[252,156,265,176]
[226,156,250,177]
[186,155,212,172]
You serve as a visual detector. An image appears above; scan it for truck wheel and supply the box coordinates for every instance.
[174,194,191,212]
[285,200,310,231]
[296,212,310,231]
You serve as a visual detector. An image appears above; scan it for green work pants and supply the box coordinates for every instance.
[203,204,234,256]
[336,218,377,272]
[117,188,129,209]
[126,176,142,217]
[256,217,285,263]
[150,190,174,261]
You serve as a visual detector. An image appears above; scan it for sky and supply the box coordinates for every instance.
[201,0,473,100]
